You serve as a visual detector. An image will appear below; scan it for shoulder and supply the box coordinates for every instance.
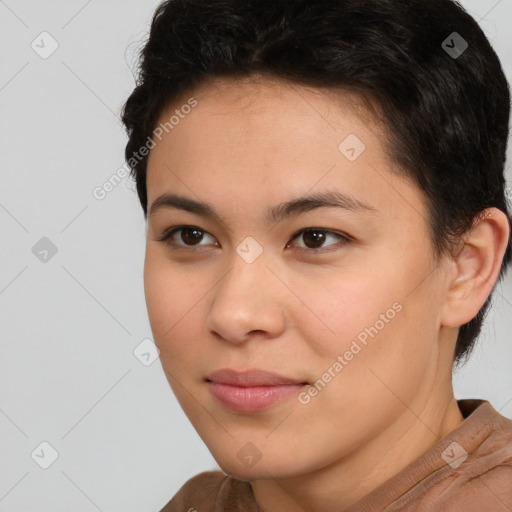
[438,465,512,511]
[158,471,227,512]
[437,401,512,511]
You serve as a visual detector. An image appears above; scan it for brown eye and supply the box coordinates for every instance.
[302,229,327,249]
[180,227,205,245]
[288,228,351,251]
[157,225,218,248]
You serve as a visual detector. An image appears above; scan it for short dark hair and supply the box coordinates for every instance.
[121,0,512,364]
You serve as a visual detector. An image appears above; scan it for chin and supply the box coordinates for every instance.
[211,449,305,481]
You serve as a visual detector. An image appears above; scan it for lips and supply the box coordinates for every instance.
[206,368,308,412]
[206,368,307,386]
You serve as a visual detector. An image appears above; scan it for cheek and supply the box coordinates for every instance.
[306,272,440,416]
[143,250,207,358]
[286,269,393,358]
[290,255,436,383]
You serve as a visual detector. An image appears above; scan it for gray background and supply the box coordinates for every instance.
[0,1,511,511]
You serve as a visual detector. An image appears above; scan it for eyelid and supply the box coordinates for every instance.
[286,227,352,251]
[288,226,351,242]
[156,225,219,246]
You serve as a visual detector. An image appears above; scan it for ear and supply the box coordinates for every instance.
[441,208,510,328]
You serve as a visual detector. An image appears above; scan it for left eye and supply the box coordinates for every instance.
[287,228,350,250]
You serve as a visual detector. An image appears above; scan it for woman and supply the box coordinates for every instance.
[122,0,512,510]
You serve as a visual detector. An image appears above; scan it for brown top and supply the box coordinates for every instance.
[159,399,512,511]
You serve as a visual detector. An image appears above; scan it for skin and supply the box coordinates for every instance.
[143,75,510,512]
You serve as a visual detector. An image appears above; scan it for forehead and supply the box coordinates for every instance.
[145,75,425,224]
[148,76,383,176]
[164,74,379,134]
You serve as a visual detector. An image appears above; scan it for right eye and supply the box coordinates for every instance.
[156,225,220,248]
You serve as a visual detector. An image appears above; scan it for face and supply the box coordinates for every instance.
[144,76,453,480]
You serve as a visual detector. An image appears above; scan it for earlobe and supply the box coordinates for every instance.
[441,208,510,328]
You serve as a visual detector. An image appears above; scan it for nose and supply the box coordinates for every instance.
[205,254,287,344]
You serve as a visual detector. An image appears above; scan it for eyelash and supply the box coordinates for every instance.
[155,225,352,254]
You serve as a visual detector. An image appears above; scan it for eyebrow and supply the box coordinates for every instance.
[148,190,378,224]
